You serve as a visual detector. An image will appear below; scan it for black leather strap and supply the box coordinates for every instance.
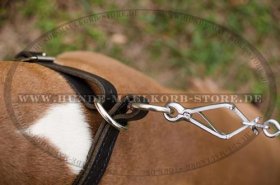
[16,51,118,110]
[73,96,148,185]
[15,51,149,185]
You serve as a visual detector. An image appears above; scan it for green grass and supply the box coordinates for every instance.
[2,0,279,120]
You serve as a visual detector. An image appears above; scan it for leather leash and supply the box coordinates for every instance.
[15,51,149,185]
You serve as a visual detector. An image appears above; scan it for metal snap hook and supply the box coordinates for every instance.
[163,102,186,122]
[263,119,280,138]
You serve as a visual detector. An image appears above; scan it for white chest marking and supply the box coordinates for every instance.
[24,103,92,174]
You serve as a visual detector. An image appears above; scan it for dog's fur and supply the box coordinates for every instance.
[0,51,280,185]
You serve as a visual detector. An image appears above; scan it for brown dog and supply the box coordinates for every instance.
[0,51,279,185]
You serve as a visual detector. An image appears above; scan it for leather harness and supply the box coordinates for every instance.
[15,51,149,185]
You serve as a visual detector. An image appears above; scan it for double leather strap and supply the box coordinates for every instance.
[15,51,149,185]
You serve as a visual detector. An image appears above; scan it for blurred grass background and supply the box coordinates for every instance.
[0,0,279,119]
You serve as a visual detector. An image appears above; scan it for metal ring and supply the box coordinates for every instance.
[263,119,280,138]
[131,103,171,114]
[163,102,186,122]
[94,101,128,130]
